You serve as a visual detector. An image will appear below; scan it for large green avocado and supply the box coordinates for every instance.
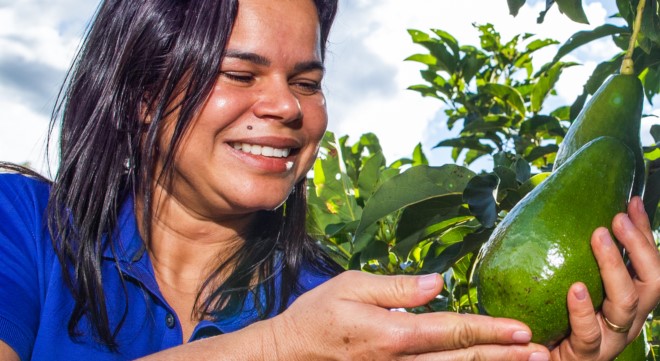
[554,74,645,196]
[475,136,635,346]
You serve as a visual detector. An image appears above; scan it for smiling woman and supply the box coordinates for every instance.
[0,1,657,360]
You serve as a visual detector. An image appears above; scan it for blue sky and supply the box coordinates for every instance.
[0,0,657,173]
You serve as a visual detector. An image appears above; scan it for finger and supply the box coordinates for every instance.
[591,227,638,332]
[627,196,655,246]
[330,271,443,309]
[404,344,550,361]
[388,312,536,355]
[612,212,660,285]
[562,282,602,358]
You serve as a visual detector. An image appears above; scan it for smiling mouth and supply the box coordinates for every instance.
[231,142,293,158]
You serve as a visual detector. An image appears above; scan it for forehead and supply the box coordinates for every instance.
[229,0,321,57]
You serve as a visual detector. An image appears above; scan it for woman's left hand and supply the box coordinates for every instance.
[551,196,660,360]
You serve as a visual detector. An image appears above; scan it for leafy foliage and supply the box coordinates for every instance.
[308,2,660,358]
[510,0,660,104]
[406,24,570,168]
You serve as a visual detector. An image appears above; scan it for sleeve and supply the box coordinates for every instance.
[0,173,51,361]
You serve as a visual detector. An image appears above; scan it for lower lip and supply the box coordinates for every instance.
[229,145,294,173]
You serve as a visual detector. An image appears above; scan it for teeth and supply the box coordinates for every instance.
[232,143,292,158]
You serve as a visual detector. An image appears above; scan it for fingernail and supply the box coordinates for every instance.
[512,330,531,343]
[574,284,587,301]
[529,352,549,361]
[418,274,438,291]
[599,229,614,247]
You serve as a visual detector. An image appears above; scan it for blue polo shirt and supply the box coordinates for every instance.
[0,173,334,360]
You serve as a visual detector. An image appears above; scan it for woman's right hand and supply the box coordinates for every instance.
[268,271,551,361]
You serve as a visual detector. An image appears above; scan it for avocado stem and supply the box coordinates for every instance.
[621,0,646,75]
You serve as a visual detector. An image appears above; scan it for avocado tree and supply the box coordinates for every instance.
[307,0,660,358]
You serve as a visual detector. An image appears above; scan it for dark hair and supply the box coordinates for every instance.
[46,0,341,350]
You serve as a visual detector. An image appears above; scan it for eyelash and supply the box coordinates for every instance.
[221,72,322,95]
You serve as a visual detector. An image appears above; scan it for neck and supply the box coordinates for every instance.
[135,186,255,294]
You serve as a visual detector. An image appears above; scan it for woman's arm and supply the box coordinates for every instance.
[138,272,550,360]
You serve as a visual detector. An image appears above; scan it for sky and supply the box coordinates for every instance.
[0,0,658,175]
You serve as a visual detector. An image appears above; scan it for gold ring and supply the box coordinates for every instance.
[602,315,631,333]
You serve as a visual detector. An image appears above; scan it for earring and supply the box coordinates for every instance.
[123,157,133,174]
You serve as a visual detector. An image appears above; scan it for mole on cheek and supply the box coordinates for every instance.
[247,125,253,130]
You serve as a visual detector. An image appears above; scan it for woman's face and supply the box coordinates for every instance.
[157,0,326,220]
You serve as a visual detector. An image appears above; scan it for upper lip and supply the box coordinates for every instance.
[227,136,302,149]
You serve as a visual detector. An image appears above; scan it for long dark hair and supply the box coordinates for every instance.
[46,0,340,350]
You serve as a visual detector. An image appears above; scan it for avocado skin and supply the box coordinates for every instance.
[554,74,645,196]
[614,330,647,361]
[475,136,635,346]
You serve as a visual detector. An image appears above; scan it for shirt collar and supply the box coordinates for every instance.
[102,194,145,263]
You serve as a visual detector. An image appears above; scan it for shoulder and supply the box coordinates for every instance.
[0,172,52,260]
[0,172,51,207]
[0,173,53,360]
[0,172,51,229]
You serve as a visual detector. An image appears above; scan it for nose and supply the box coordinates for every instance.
[253,80,303,124]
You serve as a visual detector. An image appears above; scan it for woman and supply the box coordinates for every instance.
[0,0,658,360]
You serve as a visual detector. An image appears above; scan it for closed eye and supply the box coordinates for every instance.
[221,72,254,84]
[291,80,322,95]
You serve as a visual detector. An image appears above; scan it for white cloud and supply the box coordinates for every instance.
[0,0,657,174]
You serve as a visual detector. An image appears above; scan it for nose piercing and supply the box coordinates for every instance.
[247,125,253,130]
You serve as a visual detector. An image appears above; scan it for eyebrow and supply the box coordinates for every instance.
[223,50,325,74]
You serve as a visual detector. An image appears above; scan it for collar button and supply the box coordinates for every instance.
[165,313,176,329]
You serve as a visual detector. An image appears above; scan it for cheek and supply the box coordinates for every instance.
[306,97,328,142]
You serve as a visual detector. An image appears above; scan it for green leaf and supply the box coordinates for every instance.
[584,55,623,95]
[643,170,660,225]
[405,53,437,66]
[641,0,660,45]
[434,137,495,154]
[520,115,566,138]
[462,116,513,134]
[480,83,526,116]
[357,152,385,202]
[641,66,660,104]
[408,84,441,99]
[514,158,532,183]
[550,106,571,121]
[525,144,559,162]
[553,24,628,63]
[314,132,362,222]
[355,165,475,240]
[494,166,518,191]
[531,62,578,113]
[616,0,634,25]
[460,46,488,83]
[421,230,491,274]
[420,39,458,73]
[432,28,460,56]
[463,173,499,228]
[408,29,431,43]
[508,0,527,16]
[352,221,381,255]
[518,172,551,197]
[360,241,390,266]
[526,38,560,53]
[439,223,482,245]
[651,125,660,143]
[412,143,429,166]
[555,0,589,24]
[394,195,468,257]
